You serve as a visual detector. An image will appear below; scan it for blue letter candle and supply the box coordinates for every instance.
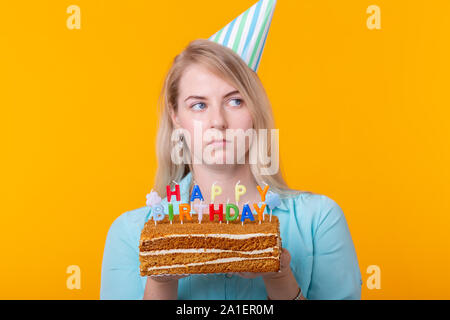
[150,204,165,225]
[241,203,255,222]
[190,185,204,202]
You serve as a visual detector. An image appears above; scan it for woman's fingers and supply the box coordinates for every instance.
[280,248,291,270]
[149,274,188,282]
[150,249,292,281]
[235,272,258,278]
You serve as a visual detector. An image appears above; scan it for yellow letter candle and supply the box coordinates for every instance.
[211,182,222,203]
[235,181,247,206]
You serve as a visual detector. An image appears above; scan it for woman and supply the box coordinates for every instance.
[100,39,362,300]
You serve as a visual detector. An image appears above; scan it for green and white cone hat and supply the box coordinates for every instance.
[209,0,277,72]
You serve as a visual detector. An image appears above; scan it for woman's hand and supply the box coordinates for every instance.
[236,247,292,280]
[149,274,189,283]
[143,274,189,300]
[235,248,303,299]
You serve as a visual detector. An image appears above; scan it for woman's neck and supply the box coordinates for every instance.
[190,163,261,209]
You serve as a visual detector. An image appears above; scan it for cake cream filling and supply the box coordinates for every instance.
[146,233,278,242]
[146,256,279,271]
[140,247,277,256]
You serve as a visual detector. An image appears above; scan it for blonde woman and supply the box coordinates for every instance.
[100,39,362,300]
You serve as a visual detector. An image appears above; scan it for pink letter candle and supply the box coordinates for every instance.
[193,201,208,224]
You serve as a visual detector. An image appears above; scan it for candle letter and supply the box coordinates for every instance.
[256,185,269,202]
[193,201,208,223]
[179,203,192,222]
[241,204,255,222]
[225,203,240,221]
[209,203,224,222]
[150,204,165,221]
[211,184,222,202]
[190,185,204,202]
[166,184,181,202]
[168,203,174,222]
[235,183,247,203]
[253,203,266,222]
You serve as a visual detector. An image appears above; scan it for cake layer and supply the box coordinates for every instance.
[140,256,280,276]
[140,235,278,252]
[140,248,279,269]
[140,214,279,239]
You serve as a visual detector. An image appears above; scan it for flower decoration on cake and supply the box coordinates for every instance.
[265,192,281,210]
[265,192,281,222]
[146,190,162,207]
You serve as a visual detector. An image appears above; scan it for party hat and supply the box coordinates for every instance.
[209,0,277,72]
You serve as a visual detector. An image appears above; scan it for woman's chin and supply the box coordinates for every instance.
[204,149,234,165]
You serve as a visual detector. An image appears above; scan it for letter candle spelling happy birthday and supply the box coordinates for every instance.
[145,182,281,226]
[211,182,222,204]
[166,183,181,224]
[191,184,207,224]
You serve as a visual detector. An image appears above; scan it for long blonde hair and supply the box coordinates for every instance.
[154,39,306,198]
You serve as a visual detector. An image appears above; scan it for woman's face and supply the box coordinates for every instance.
[172,63,254,166]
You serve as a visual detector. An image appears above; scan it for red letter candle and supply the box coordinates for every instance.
[166,184,181,202]
[209,203,224,222]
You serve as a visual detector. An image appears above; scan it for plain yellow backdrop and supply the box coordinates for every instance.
[1,0,449,299]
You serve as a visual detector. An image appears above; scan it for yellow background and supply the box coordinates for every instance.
[1,0,449,299]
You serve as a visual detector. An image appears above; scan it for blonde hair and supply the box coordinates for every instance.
[154,39,307,198]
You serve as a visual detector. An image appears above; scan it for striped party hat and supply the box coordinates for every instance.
[209,0,277,72]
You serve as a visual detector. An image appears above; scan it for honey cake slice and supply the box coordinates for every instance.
[139,214,281,275]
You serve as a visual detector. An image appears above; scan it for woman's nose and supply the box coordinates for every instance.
[208,104,228,130]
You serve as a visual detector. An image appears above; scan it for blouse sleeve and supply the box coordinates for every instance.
[100,213,144,300]
[307,196,362,299]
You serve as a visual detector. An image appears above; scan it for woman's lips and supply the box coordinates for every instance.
[208,139,229,146]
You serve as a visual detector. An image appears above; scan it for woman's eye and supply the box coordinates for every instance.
[229,98,243,107]
[191,102,206,111]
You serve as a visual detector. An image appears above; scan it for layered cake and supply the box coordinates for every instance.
[139,213,281,276]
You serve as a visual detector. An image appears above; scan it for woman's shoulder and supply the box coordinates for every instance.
[287,190,342,212]
[106,206,151,240]
[285,191,347,232]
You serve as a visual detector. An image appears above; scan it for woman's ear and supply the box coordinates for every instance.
[169,108,180,129]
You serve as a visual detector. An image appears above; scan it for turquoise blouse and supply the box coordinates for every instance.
[100,172,362,299]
